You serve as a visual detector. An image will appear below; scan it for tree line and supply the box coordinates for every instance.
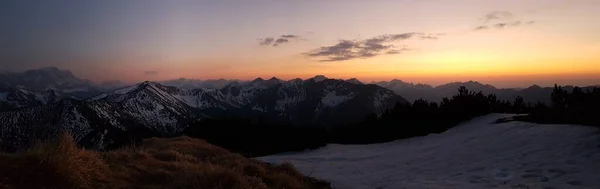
[183,85,600,157]
[518,85,600,126]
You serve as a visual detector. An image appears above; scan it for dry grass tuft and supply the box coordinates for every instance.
[0,134,330,189]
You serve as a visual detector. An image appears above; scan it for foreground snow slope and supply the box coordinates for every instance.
[258,114,600,189]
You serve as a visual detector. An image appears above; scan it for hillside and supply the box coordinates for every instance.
[259,114,600,189]
[0,134,330,189]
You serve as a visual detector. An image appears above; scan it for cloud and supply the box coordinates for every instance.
[420,34,439,40]
[483,11,513,22]
[273,38,290,46]
[386,48,412,55]
[144,71,158,75]
[386,50,402,55]
[304,40,359,61]
[280,35,299,39]
[475,20,534,31]
[258,38,275,46]
[494,23,508,29]
[258,34,302,47]
[473,25,490,31]
[474,11,536,31]
[304,33,435,61]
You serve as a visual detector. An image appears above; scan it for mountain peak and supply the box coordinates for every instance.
[390,79,405,83]
[138,81,164,89]
[311,75,328,82]
[252,77,265,83]
[528,84,542,89]
[140,80,154,85]
[346,78,363,84]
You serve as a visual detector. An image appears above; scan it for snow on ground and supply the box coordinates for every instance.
[258,114,600,189]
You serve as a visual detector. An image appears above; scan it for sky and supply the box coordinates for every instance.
[1,0,599,88]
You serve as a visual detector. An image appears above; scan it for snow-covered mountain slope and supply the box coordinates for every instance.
[89,81,201,134]
[0,100,126,152]
[258,114,600,189]
[1,78,406,151]
[0,87,78,111]
[211,77,406,124]
[90,78,406,125]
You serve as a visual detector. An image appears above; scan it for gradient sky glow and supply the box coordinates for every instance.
[1,0,599,87]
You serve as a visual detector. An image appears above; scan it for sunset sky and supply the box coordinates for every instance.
[1,0,599,88]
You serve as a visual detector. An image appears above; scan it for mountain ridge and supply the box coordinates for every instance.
[0,78,406,151]
[4,67,598,104]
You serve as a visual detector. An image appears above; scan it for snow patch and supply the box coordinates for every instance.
[252,105,266,112]
[372,90,392,113]
[321,91,354,107]
[259,114,600,189]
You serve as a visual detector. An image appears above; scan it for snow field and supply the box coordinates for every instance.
[259,114,600,189]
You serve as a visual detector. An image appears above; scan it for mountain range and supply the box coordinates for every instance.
[0,69,406,151]
[373,79,599,104]
[1,67,598,151]
[4,67,595,105]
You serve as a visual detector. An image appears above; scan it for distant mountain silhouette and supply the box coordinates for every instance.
[3,67,598,105]
[373,79,599,104]
[0,67,101,98]
[158,78,238,89]
[345,78,363,85]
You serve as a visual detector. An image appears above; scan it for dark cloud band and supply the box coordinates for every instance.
[258,34,302,47]
[304,33,436,62]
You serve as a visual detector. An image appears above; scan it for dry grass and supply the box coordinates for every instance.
[0,134,331,189]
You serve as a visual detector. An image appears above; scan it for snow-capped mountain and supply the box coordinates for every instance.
[89,81,201,135]
[210,76,405,125]
[0,100,119,152]
[0,67,102,98]
[93,77,406,125]
[0,77,407,151]
[0,87,79,111]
